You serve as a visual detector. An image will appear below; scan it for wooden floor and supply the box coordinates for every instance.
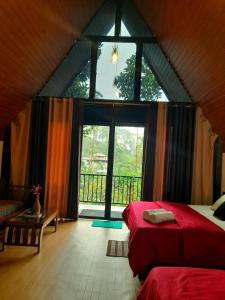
[0,220,140,300]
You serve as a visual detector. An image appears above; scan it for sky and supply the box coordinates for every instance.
[95,23,168,101]
[96,24,134,100]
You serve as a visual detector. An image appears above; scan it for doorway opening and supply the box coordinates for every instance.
[79,125,144,219]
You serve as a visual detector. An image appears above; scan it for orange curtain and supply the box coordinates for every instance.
[152,103,167,200]
[44,98,73,217]
[11,103,31,186]
[191,107,218,205]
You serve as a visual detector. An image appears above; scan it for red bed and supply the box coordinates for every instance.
[137,267,225,300]
[122,201,225,276]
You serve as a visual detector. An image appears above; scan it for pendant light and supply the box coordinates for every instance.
[111,45,119,64]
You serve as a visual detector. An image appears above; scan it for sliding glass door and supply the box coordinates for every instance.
[79,124,144,220]
[79,125,109,218]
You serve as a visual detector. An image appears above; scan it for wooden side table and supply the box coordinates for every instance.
[3,208,58,253]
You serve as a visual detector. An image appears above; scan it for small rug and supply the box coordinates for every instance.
[91,220,123,229]
[106,240,128,257]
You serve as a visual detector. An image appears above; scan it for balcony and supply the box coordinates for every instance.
[79,173,142,206]
[79,125,144,219]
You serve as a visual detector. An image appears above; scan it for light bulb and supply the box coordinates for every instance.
[111,47,118,64]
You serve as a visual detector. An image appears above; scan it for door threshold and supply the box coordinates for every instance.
[79,215,122,221]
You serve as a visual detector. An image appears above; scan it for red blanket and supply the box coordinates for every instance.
[122,201,225,276]
[137,267,225,300]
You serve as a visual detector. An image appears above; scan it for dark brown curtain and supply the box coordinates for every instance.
[1,125,11,198]
[29,97,49,207]
[142,103,158,200]
[163,104,196,203]
[67,100,82,219]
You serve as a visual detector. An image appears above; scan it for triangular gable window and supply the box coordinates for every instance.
[63,58,90,99]
[141,56,168,102]
[40,0,191,102]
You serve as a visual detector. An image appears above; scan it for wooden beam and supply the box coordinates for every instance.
[79,36,157,44]
[115,0,122,37]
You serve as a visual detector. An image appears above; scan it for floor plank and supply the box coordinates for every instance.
[0,220,140,300]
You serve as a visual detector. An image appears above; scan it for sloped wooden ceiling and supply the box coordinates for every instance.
[1,0,225,144]
[0,0,103,137]
[134,0,225,143]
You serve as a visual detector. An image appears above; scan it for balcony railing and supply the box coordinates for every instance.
[79,173,142,205]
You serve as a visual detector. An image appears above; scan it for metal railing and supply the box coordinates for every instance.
[79,173,142,205]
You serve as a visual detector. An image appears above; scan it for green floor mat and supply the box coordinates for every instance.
[91,220,123,229]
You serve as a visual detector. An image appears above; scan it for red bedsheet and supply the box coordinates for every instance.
[137,267,225,300]
[122,201,225,276]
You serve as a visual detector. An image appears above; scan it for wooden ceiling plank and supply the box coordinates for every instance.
[134,0,225,143]
[0,0,104,132]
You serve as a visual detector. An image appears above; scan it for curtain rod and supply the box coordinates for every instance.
[33,97,196,107]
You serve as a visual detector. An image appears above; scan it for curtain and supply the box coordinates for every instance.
[29,97,49,207]
[213,138,222,202]
[11,103,31,186]
[142,103,158,200]
[44,98,73,217]
[1,125,11,198]
[191,107,218,205]
[152,103,167,200]
[67,100,82,219]
[163,104,196,203]
[221,154,225,195]
[0,141,3,178]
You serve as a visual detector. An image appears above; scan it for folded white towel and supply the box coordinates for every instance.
[143,209,166,215]
[143,210,174,224]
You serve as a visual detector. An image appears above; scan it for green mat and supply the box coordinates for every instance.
[91,220,123,229]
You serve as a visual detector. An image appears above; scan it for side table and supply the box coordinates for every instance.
[3,208,58,253]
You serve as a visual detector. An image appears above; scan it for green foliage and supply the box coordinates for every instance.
[64,45,162,101]
[81,126,109,174]
[115,54,162,100]
[113,127,143,177]
[64,60,90,98]
[83,125,95,137]
[81,126,143,177]
[80,125,144,204]
[64,44,103,98]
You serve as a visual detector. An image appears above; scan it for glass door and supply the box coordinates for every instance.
[79,125,144,220]
[110,126,144,219]
[79,125,110,218]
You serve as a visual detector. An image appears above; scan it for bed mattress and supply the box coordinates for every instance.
[137,266,225,300]
[123,201,225,276]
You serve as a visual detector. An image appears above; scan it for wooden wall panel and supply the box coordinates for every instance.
[0,0,103,137]
[134,0,225,143]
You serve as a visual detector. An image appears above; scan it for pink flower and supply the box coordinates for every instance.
[30,184,42,195]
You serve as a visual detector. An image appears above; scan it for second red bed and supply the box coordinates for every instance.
[123,201,225,276]
[137,267,225,300]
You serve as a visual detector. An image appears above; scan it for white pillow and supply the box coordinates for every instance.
[211,194,225,211]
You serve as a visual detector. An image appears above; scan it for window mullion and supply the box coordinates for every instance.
[89,41,98,100]
[114,0,122,37]
[134,43,143,101]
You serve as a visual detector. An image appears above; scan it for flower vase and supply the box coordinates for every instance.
[33,194,41,215]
